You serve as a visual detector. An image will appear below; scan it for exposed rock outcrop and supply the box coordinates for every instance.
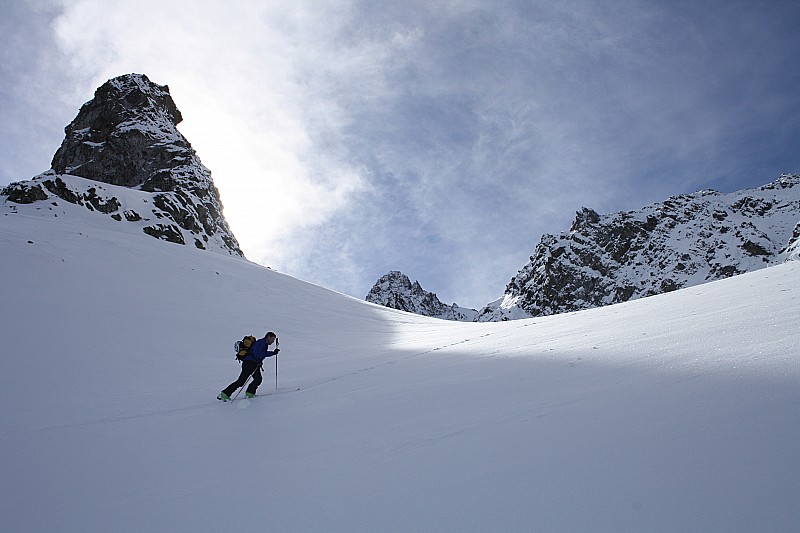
[366,271,478,321]
[477,174,800,321]
[2,73,242,256]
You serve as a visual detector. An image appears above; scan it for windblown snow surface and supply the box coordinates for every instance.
[2,199,799,532]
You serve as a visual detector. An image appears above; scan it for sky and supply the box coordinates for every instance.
[2,0,800,308]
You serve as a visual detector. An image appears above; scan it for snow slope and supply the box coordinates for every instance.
[2,200,799,532]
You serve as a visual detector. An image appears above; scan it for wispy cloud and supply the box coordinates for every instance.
[2,0,800,307]
[48,0,380,275]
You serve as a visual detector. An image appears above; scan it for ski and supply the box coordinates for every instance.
[262,387,301,396]
[218,387,300,403]
[241,387,300,399]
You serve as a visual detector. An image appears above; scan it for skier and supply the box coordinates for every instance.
[217,331,280,401]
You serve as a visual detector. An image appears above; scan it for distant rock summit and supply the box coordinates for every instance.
[368,175,800,321]
[1,73,242,256]
[366,271,478,321]
[478,174,800,320]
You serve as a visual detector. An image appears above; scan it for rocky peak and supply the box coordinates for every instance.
[570,207,601,231]
[367,176,799,323]
[51,74,185,188]
[476,174,800,321]
[2,74,242,256]
[366,271,478,321]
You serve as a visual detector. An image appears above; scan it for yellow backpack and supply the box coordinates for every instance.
[234,335,257,361]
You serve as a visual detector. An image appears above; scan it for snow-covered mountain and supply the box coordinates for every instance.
[475,174,800,321]
[1,73,242,256]
[366,270,478,321]
[2,72,799,529]
[3,174,800,531]
[368,176,800,322]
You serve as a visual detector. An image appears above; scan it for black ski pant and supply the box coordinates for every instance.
[222,360,263,397]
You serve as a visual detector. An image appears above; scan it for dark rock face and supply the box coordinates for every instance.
[366,271,478,321]
[477,174,800,321]
[142,223,185,245]
[51,74,184,188]
[2,74,243,257]
[368,176,799,322]
[3,182,48,204]
[784,222,800,260]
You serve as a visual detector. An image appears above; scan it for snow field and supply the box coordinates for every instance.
[1,204,799,532]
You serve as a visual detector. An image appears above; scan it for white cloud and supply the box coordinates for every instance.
[3,0,799,308]
[48,0,388,276]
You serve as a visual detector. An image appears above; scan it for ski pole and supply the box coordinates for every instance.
[230,366,259,403]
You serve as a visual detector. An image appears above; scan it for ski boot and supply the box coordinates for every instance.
[217,392,231,402]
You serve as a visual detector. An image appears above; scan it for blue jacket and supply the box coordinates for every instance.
[243,337,278,363]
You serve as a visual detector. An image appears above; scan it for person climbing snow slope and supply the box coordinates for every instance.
[218,331,279,401]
